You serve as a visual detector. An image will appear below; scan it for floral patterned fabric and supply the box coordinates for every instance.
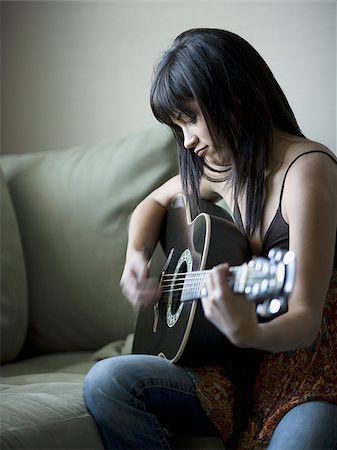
[187,270,337,449]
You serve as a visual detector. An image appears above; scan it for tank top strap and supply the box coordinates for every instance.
[278,150,337,208]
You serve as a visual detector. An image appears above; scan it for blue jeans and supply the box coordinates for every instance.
[268,401,337,450]
[83,354,337,449]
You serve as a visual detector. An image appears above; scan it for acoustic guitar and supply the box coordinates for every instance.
[132,194,296,366]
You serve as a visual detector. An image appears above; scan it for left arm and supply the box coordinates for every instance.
[202,152,337,352]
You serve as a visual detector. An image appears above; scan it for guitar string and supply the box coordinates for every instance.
[161,282,201,291]
[160,267,239,281]
[156,264,273,304]
[159,275,272,301]
[160,277,207,296]
[160,273,266,291]
[156,275,274,306]
[160,279,206,288]
[163,269,211,278]
[159,267,243,286]
[156,292,195,308]
[160,273,209,296]
[160,267,267,288]
[153,263,283,309]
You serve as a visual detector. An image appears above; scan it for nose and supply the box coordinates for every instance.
[183,129,198,150]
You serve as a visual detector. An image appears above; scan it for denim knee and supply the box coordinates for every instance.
[83,356,135,408]
[82,356,173,449]
[268,401,337,450]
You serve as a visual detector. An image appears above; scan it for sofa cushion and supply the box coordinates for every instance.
[0,381,104,449]
[0,376,224,450]
[0,126,177,353]
[0,168,28,363]
[0,352,94,379]
[0,336,133,378]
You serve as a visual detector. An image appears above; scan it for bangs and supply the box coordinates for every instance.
[150,56,195,128]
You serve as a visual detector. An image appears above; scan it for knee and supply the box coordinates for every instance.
[83,355,140,408]
[83,357,121,406]
[268,401,337,450]
[83,360,104,408]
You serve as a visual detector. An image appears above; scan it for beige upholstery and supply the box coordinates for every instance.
[0,126,225,449]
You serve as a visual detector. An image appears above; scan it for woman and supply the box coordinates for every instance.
[83,28,337,449]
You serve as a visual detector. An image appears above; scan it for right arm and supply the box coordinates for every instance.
[120,175,182,307]
[120,173,219,307]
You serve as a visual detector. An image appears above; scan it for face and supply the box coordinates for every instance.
[171,101,230,165]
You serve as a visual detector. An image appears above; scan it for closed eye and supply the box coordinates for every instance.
[186,115,197,125]
[178,112,198,126]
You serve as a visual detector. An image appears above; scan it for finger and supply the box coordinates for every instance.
[211,263,232,293]
[200,271,213,298]
[200,286,208,298]
[201,273,218,320]
[212,262,230,278]
[131,278,160,307]
[201,273,214,307]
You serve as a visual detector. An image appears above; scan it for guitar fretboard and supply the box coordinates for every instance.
[160,257,286,303]
[160,266,241,302]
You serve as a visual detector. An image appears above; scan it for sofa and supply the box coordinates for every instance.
[0,125,225,449]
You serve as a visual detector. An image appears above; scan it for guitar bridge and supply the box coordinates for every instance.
[153,302,159,333]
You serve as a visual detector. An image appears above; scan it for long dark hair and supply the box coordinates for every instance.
[150,28,304,236]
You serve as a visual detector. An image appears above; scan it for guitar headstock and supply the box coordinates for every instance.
[232,248,296,319]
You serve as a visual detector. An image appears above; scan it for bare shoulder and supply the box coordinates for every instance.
[275,134,335,180]
[282,139,337,221]
[286,139,336,180]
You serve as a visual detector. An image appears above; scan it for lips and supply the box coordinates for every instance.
[194,146,207,157]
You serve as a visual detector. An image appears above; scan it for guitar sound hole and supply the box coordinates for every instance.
[171,262,187,315]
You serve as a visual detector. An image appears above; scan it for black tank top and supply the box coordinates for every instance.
[233,151,337,266]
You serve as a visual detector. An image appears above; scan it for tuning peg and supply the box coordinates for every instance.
[267,248,277,260]
[256,298,283,317]
[260,278,269,293]
[268,248,285,262]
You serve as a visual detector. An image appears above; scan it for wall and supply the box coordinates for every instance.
[1,0,336,154]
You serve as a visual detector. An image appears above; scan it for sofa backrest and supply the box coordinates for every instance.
[0,126,178,357]
[0,169,28,363]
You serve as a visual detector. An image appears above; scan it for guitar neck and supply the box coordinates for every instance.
[161,248,294,306]
[162,266,241,303]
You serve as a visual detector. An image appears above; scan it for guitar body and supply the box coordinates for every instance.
[132,194,252,366]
